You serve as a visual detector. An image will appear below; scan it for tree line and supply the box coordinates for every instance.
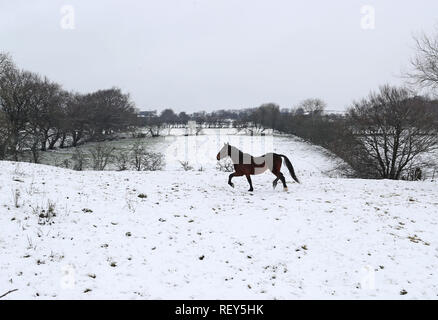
[242,91,437,180]
[0,53,137,162]
[137,92,437,180]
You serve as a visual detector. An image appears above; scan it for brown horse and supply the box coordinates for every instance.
[216,143,300,192]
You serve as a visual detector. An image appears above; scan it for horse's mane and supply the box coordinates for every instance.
[229,144,245,157]
[229,144,256,164]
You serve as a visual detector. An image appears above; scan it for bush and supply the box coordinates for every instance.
[142,152,165,171]
[61,159,71,169]
[129,141,164,171]
[216,158,234,172]
[179,160,193,171]
[72,148,87,171]
[114,152,130,171]
[130,141,146,171]
[33,201,56,225]
[89,143,115,171]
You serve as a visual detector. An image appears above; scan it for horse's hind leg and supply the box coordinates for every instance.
[272,172,287,191]
[272,177,279,189]
[271,155,286,190]
[278,172,288,191]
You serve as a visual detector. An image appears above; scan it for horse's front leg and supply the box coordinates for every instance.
[245,174,254,192]
[228,172,236,188]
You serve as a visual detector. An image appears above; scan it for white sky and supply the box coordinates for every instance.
[1,0,438,112]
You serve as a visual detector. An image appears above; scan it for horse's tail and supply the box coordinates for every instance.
[278,154,300,183]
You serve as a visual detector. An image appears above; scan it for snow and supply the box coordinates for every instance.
[1,134,437,299]
[162,131,342,176]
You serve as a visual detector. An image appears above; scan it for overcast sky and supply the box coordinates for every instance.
[1,0,438,113]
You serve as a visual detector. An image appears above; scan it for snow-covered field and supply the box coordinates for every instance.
[1,134,437,299]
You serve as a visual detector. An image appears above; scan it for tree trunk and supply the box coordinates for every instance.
[48,132,60,150]
[72,131,82,147]
[59,132,66,148]
[31,143,39,163]
[11,130,19,161]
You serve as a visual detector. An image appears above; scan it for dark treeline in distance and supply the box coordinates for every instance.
[0,53,137,162]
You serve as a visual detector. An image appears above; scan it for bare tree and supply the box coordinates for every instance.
[0,52,14,79]
[0,54,16,159]
[347,85,438,180]
[146,115,163,137]
[0,53,14,158]
[83,88,137,140]
[160,108,178,126]
[64,93,89,147]
[1,55,66,160]
[407,28,438,90]
[130,140,147,171]
[178,111,189,125]
[25,74,58,162]
[0,69,37,160]
[0,110,12,159]
[250,103,280,133]
[35,80,67,151]
[297,98,326,116]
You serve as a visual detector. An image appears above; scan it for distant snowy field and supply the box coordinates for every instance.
[1,133,437,299]
[37,128,345,177]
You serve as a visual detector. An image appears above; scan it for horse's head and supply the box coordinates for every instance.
[216,143,230,160]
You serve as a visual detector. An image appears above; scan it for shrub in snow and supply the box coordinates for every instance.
[216,158,234,172]
[179,160,193,171]
[129,141,164,171]
[11,188,20,208]
[72,148,87,171]
[114,152,130,171]
[141,152,164,171]
[89,143,116,171]
[130,141,147,171]
[33,201,56,225]
[61,159,71,169]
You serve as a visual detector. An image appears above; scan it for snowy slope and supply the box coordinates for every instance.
[1,159,437,299]
[163,132,344,177]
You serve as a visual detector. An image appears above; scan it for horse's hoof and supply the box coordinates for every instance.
[229,183,234,188]
[283,187,288,192]
[248,188,254,192]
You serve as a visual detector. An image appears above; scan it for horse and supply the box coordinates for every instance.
[216,143,300,192]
